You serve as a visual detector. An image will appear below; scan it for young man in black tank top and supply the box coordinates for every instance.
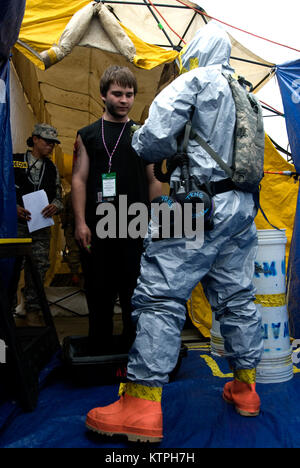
[72,66,162,354]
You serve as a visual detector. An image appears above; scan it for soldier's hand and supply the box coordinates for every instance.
[17,205,31,221]
[42,204,57,218]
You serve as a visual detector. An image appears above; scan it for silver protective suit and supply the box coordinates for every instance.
[129,22,263,387]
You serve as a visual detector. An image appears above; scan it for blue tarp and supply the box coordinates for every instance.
[0,60,16,239]
[1,347,300,449]
[0,0,25,64]
[0,0,25,237]
[276,60,300,338]
[0,0,25,286]
[0,59,17,287]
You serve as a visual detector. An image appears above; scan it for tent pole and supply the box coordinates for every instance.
[252,71,276,92]
[16,39,43,61]
[100,1,197,7]
[230,56,274,69]
[268,136,292,160]
[141,0,176,49]
[261,104,284,117]
[176,6,208,48]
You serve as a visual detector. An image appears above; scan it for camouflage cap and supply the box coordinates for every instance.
[32,123,60,144]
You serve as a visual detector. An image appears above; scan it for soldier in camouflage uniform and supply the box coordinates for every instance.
[13,123,63,326]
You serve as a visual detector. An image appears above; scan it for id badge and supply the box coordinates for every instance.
[102,172,117,198]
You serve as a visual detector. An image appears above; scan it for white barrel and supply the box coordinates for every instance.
[211,229,293,384]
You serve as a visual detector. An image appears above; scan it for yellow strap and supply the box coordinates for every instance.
[0,238,32,244]
[118,382,162,402]
[255,293,286,307]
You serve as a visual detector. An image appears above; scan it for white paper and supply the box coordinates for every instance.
[22,189,54,233]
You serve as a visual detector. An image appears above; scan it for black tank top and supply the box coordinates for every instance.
[78,119,149,232]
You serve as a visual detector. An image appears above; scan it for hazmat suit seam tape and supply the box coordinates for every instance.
[255,293,286,307]
[200,355,233,378]
[47,48,58,65]
[118,382,162,401]
[234,368,256,384]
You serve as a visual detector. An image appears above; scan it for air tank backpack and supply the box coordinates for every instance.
[190,77,282,229]
[190,73,265,194]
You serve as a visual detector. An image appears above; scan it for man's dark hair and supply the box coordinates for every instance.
[100,65,138,97]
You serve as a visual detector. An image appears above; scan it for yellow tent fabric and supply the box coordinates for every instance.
[15,0,274,82]
[187,282,212,338]
[187,135,298,337]
[15,1,91,69]
[15,0,179,71]
[255,136,297,260]
[121,24,179,70]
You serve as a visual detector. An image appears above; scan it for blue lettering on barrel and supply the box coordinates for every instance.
[284,321,289,338]
[272,322,281,339]
[281,260,286,275]
[263,261,277,277]
[262,321,289,341]
[255,262,278,277]
[262,324,268,339]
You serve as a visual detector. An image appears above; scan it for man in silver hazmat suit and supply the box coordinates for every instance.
[86,21,264,443]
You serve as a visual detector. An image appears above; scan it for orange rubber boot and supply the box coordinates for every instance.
[86,383,163,443]
[223,369,260,417]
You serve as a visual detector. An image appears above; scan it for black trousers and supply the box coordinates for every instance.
[80,238,144,351]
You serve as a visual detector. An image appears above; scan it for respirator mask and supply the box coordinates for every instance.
[152,122,214,239]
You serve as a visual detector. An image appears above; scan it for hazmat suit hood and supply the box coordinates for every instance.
[178,21,234,74]
[132,20,237,182]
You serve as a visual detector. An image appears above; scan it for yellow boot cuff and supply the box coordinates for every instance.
[234,368,256,384]
[119,382,162,402]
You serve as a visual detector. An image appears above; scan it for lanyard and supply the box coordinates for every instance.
[101,118,128,173]
[26,151,45,191]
